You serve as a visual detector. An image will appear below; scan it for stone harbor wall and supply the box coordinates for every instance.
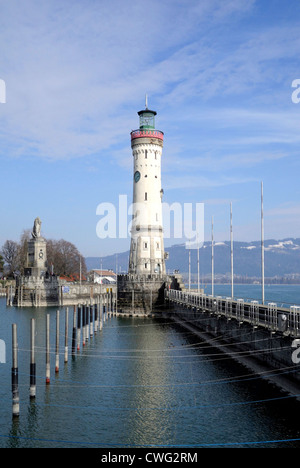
[117,273,183,314]
[12,276,117,307]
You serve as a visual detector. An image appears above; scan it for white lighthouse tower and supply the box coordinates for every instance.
[129,99,166,276]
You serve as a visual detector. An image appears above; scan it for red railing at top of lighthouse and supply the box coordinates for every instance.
[131,129,164,141]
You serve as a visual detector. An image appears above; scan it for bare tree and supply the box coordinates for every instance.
[1,240,19,275]
[2,233,86,280]
[46,239,86,278]
[17,229,31,274]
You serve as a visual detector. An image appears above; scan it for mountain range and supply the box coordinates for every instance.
[86,238,300,279]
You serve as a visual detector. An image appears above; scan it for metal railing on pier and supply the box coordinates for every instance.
[165,289,300,338]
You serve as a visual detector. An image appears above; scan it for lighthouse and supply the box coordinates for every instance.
[129,99,166,276]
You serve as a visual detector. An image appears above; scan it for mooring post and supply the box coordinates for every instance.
[82,304,86,347]
[103,294,106,324]
[77,305,81,351]
[132,289,134,314]
[30,318,36,399]
[85,302,89,344]
[64,307,69,364]
[108,291,111,317]
[110,290,113,316]
[100,295,103,330]
[90,302,94,338]
[46,314,50,384]
[94,302,98,334]
[55,310,60,373]
[72,305,77,356]
[12,324,20,418]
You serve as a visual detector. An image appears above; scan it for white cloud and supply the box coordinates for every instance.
[164,174,256,191]
[267,203,300,217]
[0,0,260,161]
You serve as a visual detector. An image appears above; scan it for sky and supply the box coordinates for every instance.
[1,0,300,257]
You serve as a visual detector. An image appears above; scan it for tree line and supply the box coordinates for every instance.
[0,230,87,279]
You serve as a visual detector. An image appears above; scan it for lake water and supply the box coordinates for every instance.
[200,283,300,308]
[0,285,300,448]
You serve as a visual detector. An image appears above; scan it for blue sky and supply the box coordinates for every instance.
[1,0,300,257]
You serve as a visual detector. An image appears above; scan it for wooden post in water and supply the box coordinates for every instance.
[46,314,50,384]
[72,305,77,356]
[64,307,69,364]
[85,302,89,344]
[111,290,113,316]
[12,324,20,418]
[107,291,110,317]
[55,310,60,373]
[90,302,94,338]
[103,294,106,323]
[132,289,134,314]
[30,318,36,399]
[94,302,98,334]
[82,304,86,347]
[77,305,81,351]
[100,295,103,330]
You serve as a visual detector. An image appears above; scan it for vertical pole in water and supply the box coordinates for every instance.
[82,304,86,347]
[77,305,81,351]
[111,291,114,316]
[94,302,98,334]
[230,203,234,299]
[211,216,214,297]
[85,302,89,343]
[131,290,134,315]
[103,294,106,323]
[46,314,50,384]
[72,305,77,356]
[64,307,69,364]
[100,295,103,330]
[90,302,94,338]
[30,318,36,399]
[55,310,60,373]
[12,324,20,418]
[261,181,265,305]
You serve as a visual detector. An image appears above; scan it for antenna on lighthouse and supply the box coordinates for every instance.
[145,94,148,110]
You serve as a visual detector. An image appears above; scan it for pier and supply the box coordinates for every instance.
[165,288,300,390]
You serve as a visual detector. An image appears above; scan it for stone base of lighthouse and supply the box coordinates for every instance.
[117,273,184,315]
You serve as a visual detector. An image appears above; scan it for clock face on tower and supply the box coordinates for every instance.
[134,171,141,183]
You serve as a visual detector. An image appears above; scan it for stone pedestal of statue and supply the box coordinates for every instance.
[23,217,48,278]
[24,237,48,278]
